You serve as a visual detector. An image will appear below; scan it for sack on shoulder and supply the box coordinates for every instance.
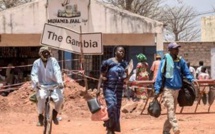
[87,98,101,114]
[147,98,161,118]
[177,78,196,107]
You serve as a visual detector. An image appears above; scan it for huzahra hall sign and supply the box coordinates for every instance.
[41,23,103,55]
[47,0,89,27]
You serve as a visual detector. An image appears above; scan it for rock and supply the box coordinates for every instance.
[121,101,138,113]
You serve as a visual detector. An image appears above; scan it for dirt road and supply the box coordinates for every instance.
[1,103,215,134]
[1,81,215,134]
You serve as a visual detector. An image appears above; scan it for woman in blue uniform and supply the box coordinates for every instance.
[98,46,128,134]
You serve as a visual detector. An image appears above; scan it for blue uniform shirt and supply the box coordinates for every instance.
[154,56,194,94]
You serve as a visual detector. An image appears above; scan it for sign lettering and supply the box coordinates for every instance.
[41,23,103,55]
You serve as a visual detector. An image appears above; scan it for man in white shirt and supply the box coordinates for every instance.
[187,62,196,79]
[31,46,64,126]
[198,66,210,105]
[196,61,204,78]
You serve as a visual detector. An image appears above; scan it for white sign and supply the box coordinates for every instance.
[127,59,134,76]
[47,0,89,29]
[211,48,215,79]
[41,23,103,55]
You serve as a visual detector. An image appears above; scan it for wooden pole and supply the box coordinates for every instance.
[45,0,48,20]
[45,1,64,69]
[140,96,150,115]
[79,26,88,92]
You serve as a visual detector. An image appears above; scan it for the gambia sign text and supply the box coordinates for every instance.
[41,23,103,55]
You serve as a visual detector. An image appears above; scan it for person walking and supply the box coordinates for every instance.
[31,46,64,126]
[97,46,128,134]
[150,55,161,81]
[196,61,204,78]
[154,42,196,134]
[187,62,196,79]
[198,66,210,105]
[135,53,149,100]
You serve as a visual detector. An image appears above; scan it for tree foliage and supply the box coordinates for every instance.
[159,5,200,41]
[103,0,200,41]
[103,0,164,19]
[0,0,32,10]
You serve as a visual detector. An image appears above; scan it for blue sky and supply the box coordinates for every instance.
[185,0,215,12]
[164,0,215,23]
[165,0,215,14]
[163,0,215,41]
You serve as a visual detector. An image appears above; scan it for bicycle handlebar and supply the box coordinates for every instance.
[37,84,59,90]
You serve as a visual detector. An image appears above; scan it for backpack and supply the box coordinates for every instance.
[177,78,196,107]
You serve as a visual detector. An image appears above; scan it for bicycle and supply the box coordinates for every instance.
[38,84,58,134]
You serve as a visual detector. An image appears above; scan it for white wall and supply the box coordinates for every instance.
[0,0,163,34]
[201,16,215,41]
[0,0,46,34]
[0,0,163,49]
[88,0,163,34]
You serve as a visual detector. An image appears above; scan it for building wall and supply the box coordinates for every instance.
[89,0,163,34]
[0,0,163,35]
[164,42,215,67]
[0,0,163,49]
[201,16,215,41]
[0,0,46,34]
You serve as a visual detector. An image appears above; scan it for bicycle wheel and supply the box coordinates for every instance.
[44,101,53,134]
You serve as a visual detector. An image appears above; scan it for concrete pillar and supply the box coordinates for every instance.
[155,33,164,57]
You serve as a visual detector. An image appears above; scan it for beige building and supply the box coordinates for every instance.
[0,0,164,78]
[201,16,215,41]
[164,42,214,69]
[0,0,163,47]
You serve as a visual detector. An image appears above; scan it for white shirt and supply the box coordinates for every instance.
[189,66,196,79]
[196,66,202,76]
[198,72,210,80]
[196,66,208,77]
[31,57,63,88]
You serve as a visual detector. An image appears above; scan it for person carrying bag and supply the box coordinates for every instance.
[154,43,198,134]
[97,46,129,134]
[87,71,109,121]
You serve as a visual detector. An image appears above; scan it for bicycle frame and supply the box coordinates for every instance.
[38,85,58,134]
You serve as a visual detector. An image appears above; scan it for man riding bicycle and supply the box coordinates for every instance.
[31,46,64,126]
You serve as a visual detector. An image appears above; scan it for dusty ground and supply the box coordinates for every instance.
[0,80,215,134]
